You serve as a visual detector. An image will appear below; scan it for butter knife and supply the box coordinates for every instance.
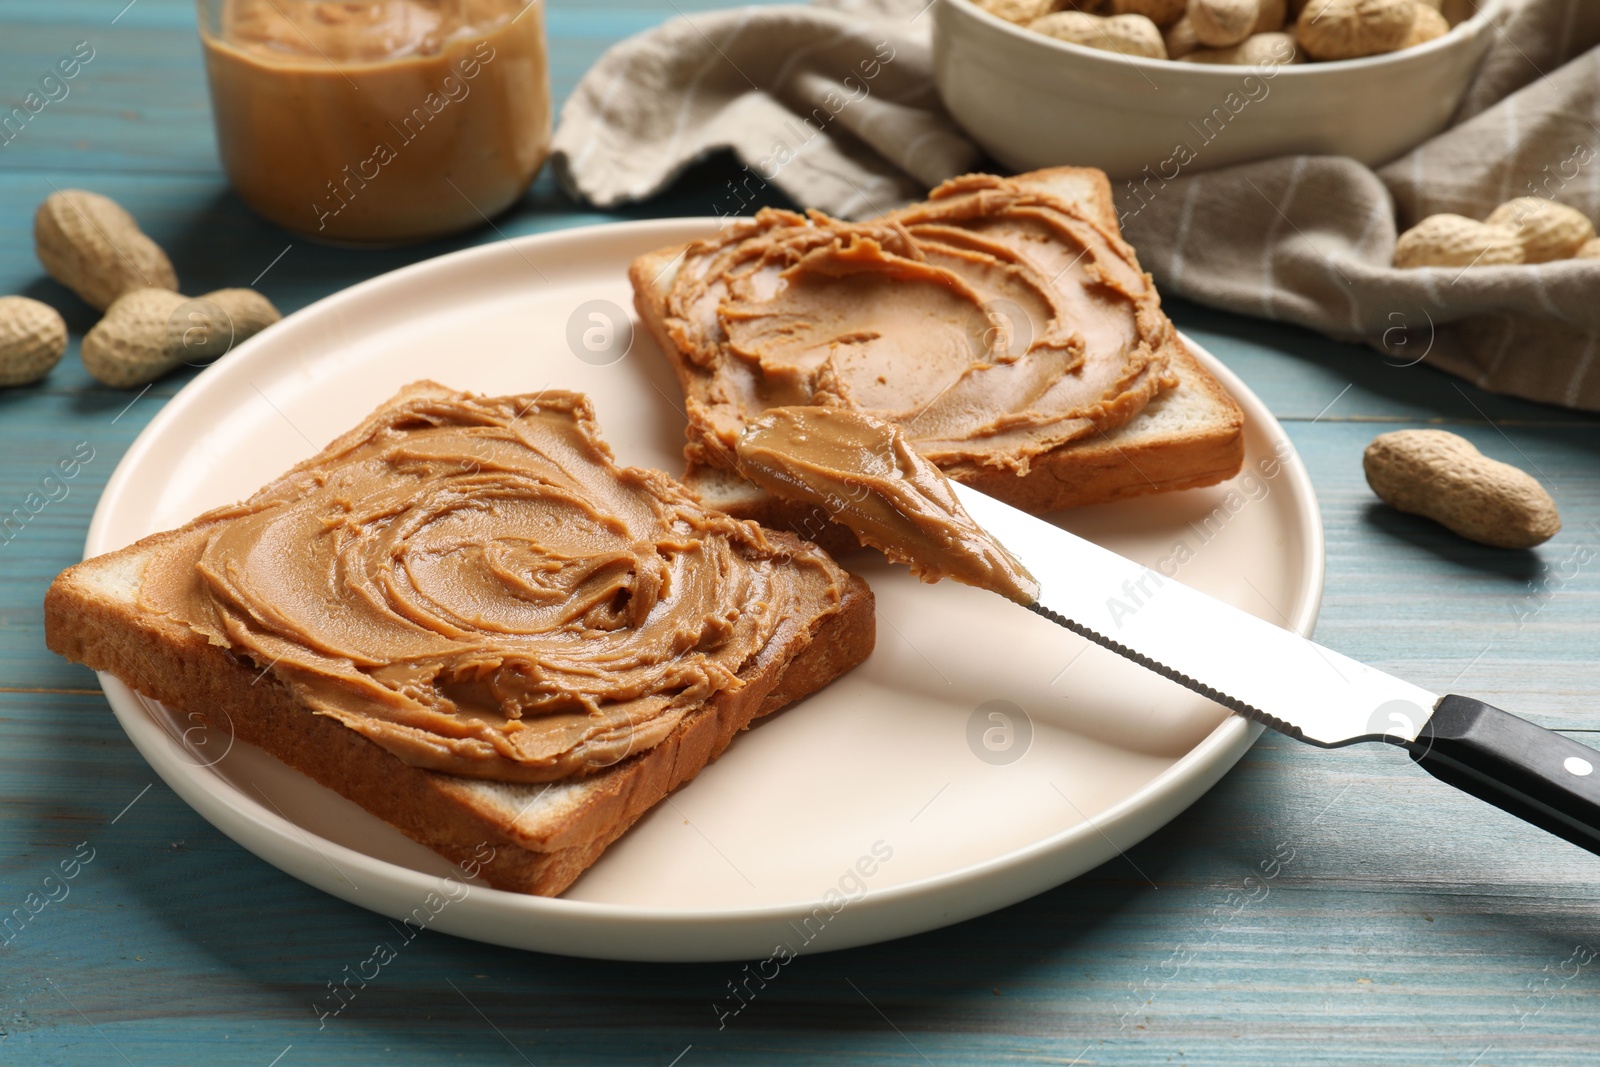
[951,481,1600,855]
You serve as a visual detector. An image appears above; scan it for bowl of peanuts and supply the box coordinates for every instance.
[932,0,1504,179]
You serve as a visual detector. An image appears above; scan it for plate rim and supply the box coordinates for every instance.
[85,216,1323,959]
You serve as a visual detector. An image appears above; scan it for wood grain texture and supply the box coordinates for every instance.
[3,1,1600,1064]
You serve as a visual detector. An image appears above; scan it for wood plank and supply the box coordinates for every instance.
[0,24,214,176]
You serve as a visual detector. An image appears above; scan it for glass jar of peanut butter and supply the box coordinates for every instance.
[197,0,551,245]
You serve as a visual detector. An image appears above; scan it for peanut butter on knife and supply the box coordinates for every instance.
[734,406,1039,606]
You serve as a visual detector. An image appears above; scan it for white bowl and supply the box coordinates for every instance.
[932,0,1504,179]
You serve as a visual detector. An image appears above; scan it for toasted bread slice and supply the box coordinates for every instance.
[630,166,1244,546]
[45,384,874,897]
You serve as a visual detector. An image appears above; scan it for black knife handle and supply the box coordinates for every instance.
[1408,695,1600,855]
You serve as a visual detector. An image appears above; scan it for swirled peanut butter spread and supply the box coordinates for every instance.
[735,407,1038,606]
[661,173,1181,482]
[135,386,846,783]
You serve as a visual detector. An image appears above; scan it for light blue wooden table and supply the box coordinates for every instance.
[3,2,1600,1063]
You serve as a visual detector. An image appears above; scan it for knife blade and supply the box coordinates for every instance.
[952,481,1600,855]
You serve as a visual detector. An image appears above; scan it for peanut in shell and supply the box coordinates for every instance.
[1364,430,1560,550]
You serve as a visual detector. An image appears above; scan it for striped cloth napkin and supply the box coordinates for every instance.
[551,0,1600,411]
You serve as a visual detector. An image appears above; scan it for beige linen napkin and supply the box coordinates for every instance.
[550,0,980,221]
[552,0,1600,411]
[1116,0,1600,411]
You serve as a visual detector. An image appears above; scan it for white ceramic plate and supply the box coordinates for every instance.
[87,219,1322,962]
